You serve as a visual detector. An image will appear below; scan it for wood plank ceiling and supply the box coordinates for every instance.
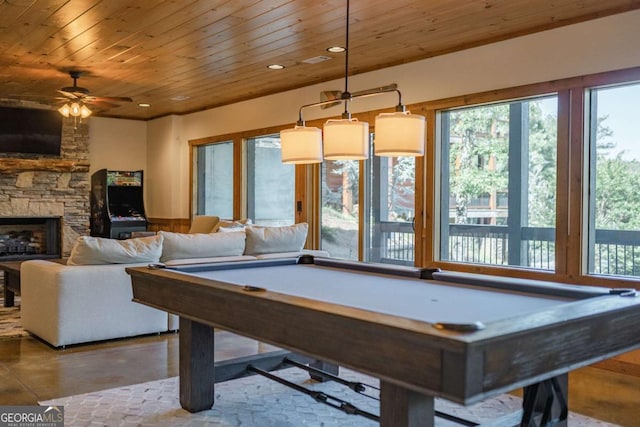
[0,0,638,120]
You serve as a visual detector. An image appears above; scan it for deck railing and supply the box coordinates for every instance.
[376,222,640,277]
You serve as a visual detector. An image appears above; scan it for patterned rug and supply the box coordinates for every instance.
[0,286,30,340]
[41,368,619,426]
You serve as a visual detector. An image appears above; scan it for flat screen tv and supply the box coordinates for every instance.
[0,106,63,155]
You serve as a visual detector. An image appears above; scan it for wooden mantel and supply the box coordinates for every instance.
[0,158,90,173]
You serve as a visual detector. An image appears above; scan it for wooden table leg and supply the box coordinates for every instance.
[2,268,20,308]
[179,317,216,413]
[522,373,569,427]
[380,380,435,427]
[3,286,14,307]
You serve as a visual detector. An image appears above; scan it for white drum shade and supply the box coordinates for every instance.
[374,111,425,156]
[323,118,369,160]
[280,126,323,164]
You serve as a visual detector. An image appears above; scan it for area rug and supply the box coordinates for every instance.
[0,290,30,340]
[41,367,618,426]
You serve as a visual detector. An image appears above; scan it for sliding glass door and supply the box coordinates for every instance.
[320,135,417,265]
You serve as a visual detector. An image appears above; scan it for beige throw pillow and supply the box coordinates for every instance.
[67,235,164,265]
[244,223,308,255]
[212,218,252,232]
[159,230,246,262]
[188,215,221,234]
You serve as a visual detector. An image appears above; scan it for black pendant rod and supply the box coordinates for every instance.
[341,0,352,118]
[343,0,350,97]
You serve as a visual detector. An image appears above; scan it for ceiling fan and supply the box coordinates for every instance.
[6,70,133,116]
[57,70,133,109]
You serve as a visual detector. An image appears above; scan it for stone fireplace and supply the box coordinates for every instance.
[0,103,90,257]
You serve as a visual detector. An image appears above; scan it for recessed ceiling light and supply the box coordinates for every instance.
[170,95,190,101]
[138,103,151,108]
[327,46,345,53]
[267,64,285,70]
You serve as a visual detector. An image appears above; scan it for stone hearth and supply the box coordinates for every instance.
[0,108,90,256]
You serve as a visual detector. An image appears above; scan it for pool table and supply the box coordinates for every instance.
[127,256,640,426]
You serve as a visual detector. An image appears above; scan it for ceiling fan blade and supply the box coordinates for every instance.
[87,95,133,103]
[84,100,121,109]
[57,90,81,99]
[320,90,342,109]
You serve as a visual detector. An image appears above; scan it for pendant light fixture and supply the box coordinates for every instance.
[280,0,425,164]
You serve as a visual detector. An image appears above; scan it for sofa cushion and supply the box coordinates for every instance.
[159,230,246,262]
[188,215,220,233]
[67,235,164,265]
[244,223,308,255]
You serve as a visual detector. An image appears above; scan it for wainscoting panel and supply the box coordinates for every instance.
[147,218,190,234]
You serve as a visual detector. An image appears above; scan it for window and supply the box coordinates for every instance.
[587,82,640,278]
[246,135,295,226]
[321,160,360,260]
[320,135,417,265]
[194,141,234,218]
[439,96,558,269]
[366,155,415,266]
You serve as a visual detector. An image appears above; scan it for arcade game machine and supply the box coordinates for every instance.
[90,169,148,239]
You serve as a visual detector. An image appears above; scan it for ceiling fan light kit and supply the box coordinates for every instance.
[58,102,92,119]
[280,0,425,164]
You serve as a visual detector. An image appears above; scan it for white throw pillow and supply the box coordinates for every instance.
[244,223,308,255]
[159,230,246,262]
[218,225,250,233]
[67,235,164,265]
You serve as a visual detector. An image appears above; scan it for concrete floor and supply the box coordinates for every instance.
[0,331,638,425]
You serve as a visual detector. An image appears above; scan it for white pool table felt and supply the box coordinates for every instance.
[179,264,571,325]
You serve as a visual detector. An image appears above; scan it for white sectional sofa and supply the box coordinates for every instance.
[20,220,327,347]
[21,261,169,347]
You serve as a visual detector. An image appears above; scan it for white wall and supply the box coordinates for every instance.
[88,116,148,216]
[146,115,187,217]
[89,117,147,176]
[133,10,640,218]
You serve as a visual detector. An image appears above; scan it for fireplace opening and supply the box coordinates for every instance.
[0,217,62,261]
